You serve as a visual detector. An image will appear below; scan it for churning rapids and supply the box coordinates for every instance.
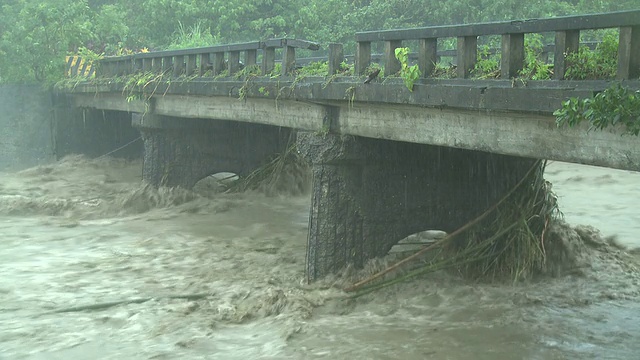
[1,155,639,359]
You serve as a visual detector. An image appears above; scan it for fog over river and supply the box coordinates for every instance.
[0,156,639,359]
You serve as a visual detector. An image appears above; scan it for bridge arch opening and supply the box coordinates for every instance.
[390,229,448,253]
[193,172,239,194]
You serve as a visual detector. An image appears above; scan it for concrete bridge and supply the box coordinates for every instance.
[59,10,640,281]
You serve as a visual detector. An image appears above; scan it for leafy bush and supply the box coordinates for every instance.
[554,83,640,136]
[297,61,329,76]
[0,0,92,85]
[394,47,421,91]
[473,45,500,79]
[518,34,552,80]
[565,32,618,80]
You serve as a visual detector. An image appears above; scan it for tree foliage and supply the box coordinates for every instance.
[554,84,640,136]
[0,0,92,84]
[0,0,638,84]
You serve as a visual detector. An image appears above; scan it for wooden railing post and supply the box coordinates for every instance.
[328,43,344,75]
[172,55,184,77]
[228,51,240,74]
[185,54,196,76]
[130,59,136,75]
[107,62,115,77]
[133,58,143,74]
[245,49,257,67]
[282,44,296,76]
[554,30,580,80]
[384,40,402,77]
[161,56,172,74]
[117,60,127,76]
[115,61,123,75]
[198,53,208,76]
[501,33,525,79]
[98,62,110,77]
[457,36,477,78]
[419,38,437,78]
[142,58,152,72]
[117,60,124,76]
[151,57,162,74]
[115,60,122,76]
[617,26,640,80]
[262,47,275,74]
[212,52,225,75]
[355,41,371,75]
[111,61,119,76]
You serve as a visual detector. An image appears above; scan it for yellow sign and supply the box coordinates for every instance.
[65,56,94,77]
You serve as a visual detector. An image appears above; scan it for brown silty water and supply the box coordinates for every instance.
[0,155,639,359]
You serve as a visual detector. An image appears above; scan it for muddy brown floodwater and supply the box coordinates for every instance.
[1,156,639,359]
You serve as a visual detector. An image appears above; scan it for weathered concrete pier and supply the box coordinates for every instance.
[59,10,640,280]
[132,113,291,188]
[297,132,536,279]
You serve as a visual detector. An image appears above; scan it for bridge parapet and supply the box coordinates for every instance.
[79,10,640,83]
[96,38,320,78]
[355,10,640,80]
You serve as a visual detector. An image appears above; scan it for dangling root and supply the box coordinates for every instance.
[226,142,309,196]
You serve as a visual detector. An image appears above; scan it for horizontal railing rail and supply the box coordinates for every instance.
[355,10,640,41]
[69,41,600,79]
[354,9,640,79]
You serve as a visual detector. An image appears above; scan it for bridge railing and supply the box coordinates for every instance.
[74,44,566,79]
[83,10,639,82]
[95,38,320,78]
[354,10,640,80]
[297,42,601,68]
[77,41,595,80]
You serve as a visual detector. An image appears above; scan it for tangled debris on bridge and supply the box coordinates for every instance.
[345,160,561,296]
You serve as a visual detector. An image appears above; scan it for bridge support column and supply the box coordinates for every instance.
[133,113,291,188]
[297,132,537,281]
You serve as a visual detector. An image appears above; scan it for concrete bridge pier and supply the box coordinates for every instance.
[132,113,291,188]
[297,132,537,282]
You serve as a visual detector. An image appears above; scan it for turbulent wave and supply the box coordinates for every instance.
[0,154,313,219]
[0,155,204,218]
[317,220,640,306]
[117,183,199,214]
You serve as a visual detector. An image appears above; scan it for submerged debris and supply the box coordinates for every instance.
[226,144,310,196]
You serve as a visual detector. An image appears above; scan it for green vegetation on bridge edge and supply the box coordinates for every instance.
[555,84,640,136]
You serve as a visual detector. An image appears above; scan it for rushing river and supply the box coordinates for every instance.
[0,156,638,359]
